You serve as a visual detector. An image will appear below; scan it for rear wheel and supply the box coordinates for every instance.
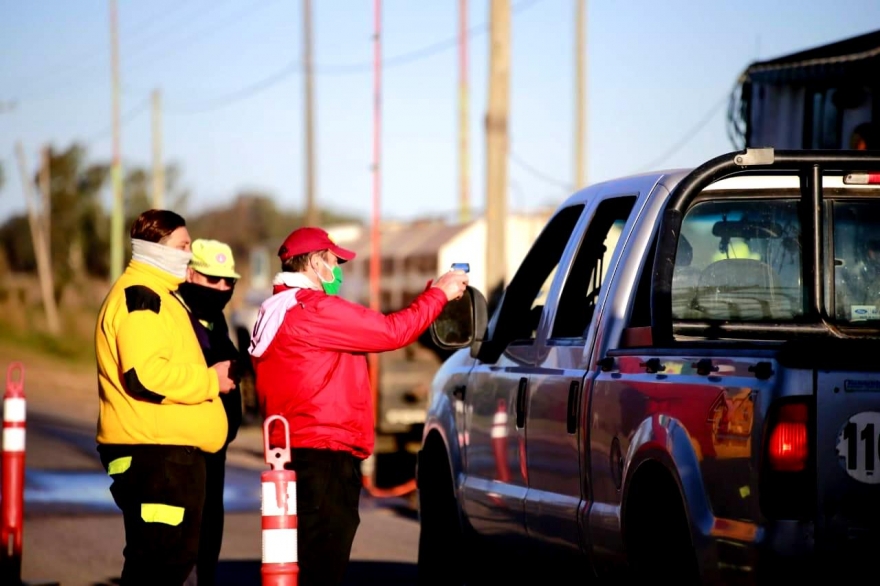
[624,461,700,584]
[416,438,472,586]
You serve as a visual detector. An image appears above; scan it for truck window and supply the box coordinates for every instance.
[551,197,637,339]
[672,198,804,321]
[491,204,585,346]
[832,199,880,323]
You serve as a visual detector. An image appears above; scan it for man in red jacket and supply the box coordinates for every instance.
[248,226,468,586]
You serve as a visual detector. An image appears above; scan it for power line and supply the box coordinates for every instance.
[166,0,546,114]
[509,150,573,190]
[315,0,543,75]
[167,62,300,114]
[121,0,241,69]
[11,0,205,101]
[633,91,730,174]
[119,0,202,40]
[83,98,151,150]
[19,1,277,107]
[123,0,278,72]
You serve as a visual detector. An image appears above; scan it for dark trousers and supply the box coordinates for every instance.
[287,448,363,586]
[98,444,207,586]
[195,447,227,585]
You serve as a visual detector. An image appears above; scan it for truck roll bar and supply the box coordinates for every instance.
[650,148,880,346]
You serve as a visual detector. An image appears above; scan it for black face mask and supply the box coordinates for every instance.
[178,282,234,319]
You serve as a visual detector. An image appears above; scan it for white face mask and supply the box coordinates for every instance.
[131,239,193,279]
[317,260,334,284]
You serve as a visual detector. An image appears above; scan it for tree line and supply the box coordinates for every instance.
[0,143,360,304]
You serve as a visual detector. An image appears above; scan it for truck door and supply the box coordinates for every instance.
[461,204,585,547]
[525,196,636,558]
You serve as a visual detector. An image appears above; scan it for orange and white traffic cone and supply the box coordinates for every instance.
[1,363,26,584]
[491,398,510,483]
[261,415,298,586]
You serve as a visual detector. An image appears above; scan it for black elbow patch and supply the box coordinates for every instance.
[125,285,161,314]
[123,368,165,404]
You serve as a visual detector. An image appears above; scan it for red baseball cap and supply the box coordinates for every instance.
[277,227,357,263]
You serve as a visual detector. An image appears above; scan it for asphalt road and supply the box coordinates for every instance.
[7,412,423,586]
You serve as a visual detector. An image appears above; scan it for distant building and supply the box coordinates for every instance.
[232,210,556,336]
[341,210,555,311]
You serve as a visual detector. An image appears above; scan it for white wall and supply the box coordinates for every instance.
[325,223,363,245]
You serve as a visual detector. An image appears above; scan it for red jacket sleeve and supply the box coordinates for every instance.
[298,287,448,353]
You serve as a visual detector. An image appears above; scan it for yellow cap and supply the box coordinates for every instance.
[712,239,761,262]
[189,239,241,279]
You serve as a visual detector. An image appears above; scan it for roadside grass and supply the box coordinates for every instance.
[0,273,109,364]
[0,322,95,365]
[0,289,98,368]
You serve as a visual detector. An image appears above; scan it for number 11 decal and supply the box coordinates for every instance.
[837,412,880,484]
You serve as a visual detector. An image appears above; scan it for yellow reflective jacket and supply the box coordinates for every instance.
[95,260,227,453]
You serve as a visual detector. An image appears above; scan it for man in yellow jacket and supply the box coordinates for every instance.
[95,209,236,586]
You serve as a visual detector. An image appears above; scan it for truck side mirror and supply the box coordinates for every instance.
[430,286,489,357]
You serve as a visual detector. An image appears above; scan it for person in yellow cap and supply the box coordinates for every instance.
[175,238,242,586]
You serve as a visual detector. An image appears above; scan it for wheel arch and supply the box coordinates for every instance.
[620,416,718,581]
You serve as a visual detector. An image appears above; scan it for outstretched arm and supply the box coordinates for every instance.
[305,268,469,353]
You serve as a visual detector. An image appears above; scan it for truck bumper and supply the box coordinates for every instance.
[716,519,878,583]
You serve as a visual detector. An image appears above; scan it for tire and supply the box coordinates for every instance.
[624,463,700,584]
[416,442,472,586]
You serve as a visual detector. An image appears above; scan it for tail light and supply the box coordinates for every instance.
[760,398,815,520]
[767,403,808,471]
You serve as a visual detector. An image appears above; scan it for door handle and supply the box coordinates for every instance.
[567,380,580,434]
[515,377,528,428]
[452,385,466,401]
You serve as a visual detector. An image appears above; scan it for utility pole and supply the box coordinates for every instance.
[458,0,471,223]
[40,146,51,256]
[363,0,382,489]
[15,142,60,335]
[109,0,124,281]
[485,0,510,296]
[151,88,164,209]
[574,0,587,189]
[368,0,382,388]
[303,0,318,226]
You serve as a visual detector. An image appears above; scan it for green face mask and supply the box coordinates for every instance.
[319,262,343,296]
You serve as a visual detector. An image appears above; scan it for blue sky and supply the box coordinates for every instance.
[1,0,879,225]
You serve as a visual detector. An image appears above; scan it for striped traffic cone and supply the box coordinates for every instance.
[261,415,298,586]
[491,398,510,483]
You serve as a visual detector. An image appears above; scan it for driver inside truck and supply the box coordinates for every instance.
[712,238,762,262]
[843,238,880,306]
